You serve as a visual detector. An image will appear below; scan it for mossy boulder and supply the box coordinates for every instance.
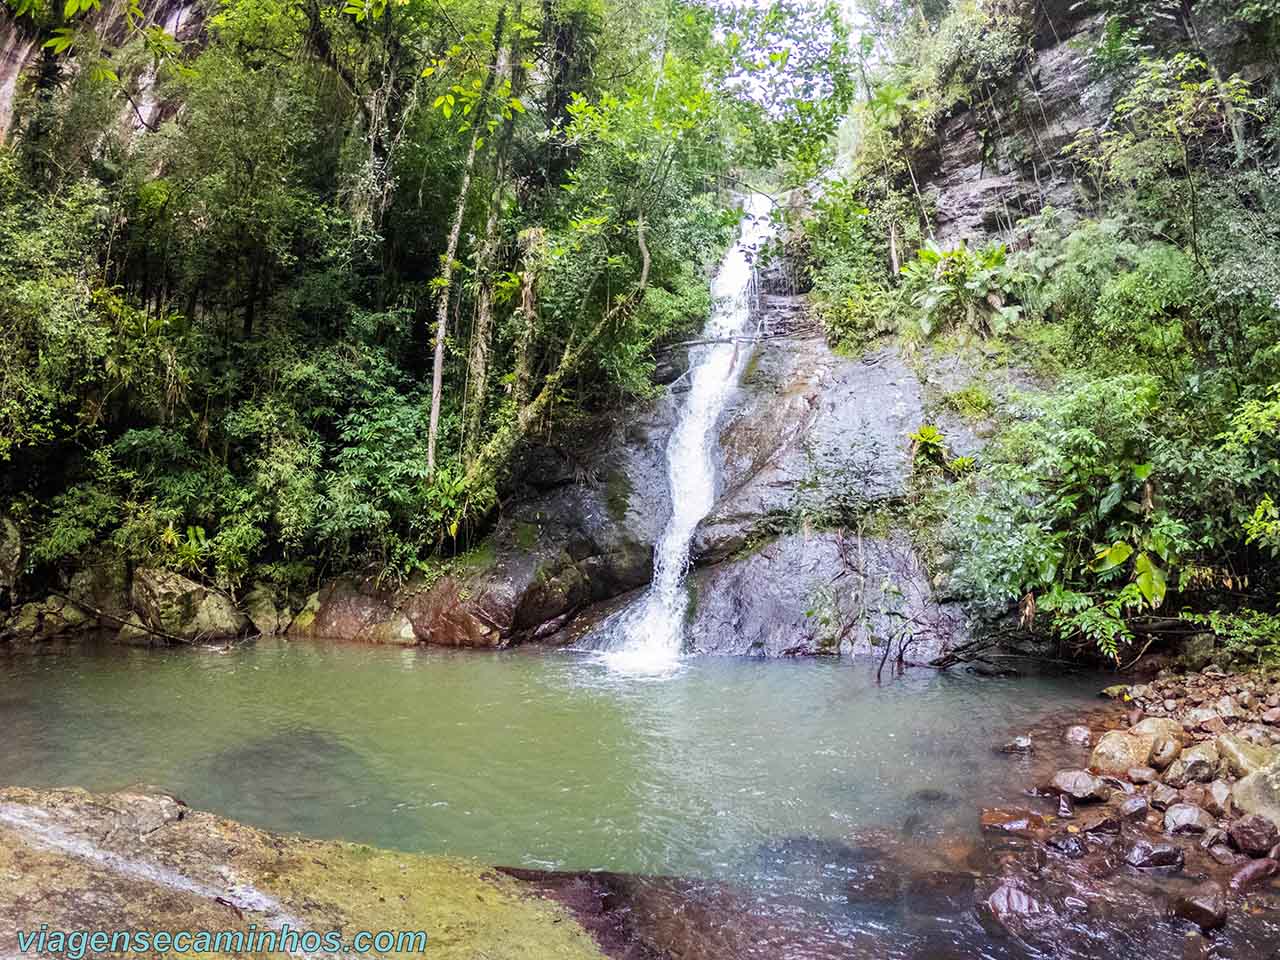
[0,787,607,960]
[131,568,250,641]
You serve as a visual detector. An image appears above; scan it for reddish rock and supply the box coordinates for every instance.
[1227,814,1280,856]
[1229,858,1279,892]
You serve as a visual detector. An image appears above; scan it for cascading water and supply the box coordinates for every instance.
[601,194,776,674]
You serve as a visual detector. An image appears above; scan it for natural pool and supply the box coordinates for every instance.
[2,640,1115,957]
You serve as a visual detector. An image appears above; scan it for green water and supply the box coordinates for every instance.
[1,640,1102,882]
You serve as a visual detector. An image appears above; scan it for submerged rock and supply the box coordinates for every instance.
[1172,882,1228,932]
[981,883,1055,937]
[1064,725,1092,745]
[981,809,1046,835]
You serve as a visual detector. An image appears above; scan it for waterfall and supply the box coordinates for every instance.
[602,194,776,673]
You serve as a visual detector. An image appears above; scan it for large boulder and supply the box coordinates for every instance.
[131,568,249,641]
[1089,731,1154,775]
[66,548,131,626]
[243,582,288,636]
[1235,758,1280,824]
[1218,734,1277,778]
[285,576,420,645]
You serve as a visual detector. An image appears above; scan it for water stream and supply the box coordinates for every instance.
[601,194,776,673]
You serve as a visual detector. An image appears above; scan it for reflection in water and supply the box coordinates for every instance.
[2,641,1111,956]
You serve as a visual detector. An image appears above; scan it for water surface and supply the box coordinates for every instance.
[1,640,1100,879]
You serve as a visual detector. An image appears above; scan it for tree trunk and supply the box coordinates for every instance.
[463,7,524,465]
[511,229,543,410]
[466,218,650,491]
[427,8,508,477]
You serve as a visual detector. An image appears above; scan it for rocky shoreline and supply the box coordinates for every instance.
[964,665,1280,955]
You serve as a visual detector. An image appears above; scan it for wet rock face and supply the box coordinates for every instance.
[684,530,963,662]
[1,0,204,143]
[0,514,19,603]
[916,8,1110,244]
[290,396,676,648]
[693,341,920,564]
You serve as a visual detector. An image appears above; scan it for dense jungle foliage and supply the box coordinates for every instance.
[0,0,850,592]
[800,0,1280,661]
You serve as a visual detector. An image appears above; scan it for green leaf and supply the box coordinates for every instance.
[1099,481,1125,516]
[1134,553,1167,607]
[1093,541,1133,572]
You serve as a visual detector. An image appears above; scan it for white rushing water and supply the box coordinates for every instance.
[603,194,776,674]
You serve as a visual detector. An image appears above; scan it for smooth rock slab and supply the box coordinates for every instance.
[1218,734,1276,778]
[981,809,1046,835]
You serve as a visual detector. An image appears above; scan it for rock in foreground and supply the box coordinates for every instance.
[0,787,605,960]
